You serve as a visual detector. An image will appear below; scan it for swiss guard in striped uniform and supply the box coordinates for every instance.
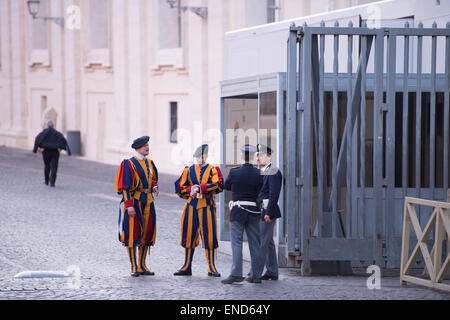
[115,136,159,277]
[174,144,224,277]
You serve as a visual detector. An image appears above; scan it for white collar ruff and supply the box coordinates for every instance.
[133,151,146,160]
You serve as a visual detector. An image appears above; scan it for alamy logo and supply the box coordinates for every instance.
[66,5,81,30]
[366,4,381,28]
[66,265,81,289]
[366,265,381,290]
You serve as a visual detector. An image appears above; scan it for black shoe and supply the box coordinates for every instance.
[139,271,155,276]
[174,270,192,276]
[245,276,262,283]
[208,271,221,277]
[45,181,49,186]
[50,183,55,187]
[221,276,245,284]
[261,274,278,281]
[130,272,140,277]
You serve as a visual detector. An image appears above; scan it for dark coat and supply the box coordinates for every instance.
[33,128,71,155]
[259,163,282,220]
[224,163,263,223]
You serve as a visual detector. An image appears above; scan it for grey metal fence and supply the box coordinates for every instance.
[286,21,450,274]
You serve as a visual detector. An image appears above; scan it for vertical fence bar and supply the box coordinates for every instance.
[286,24,298,254]
[276,74,286,246]
[346,21,353,239]
[430,23,437,200]
[360,34,367,239]
[400,23,410,272]
[444,23,450,201]
[415,24,423,201]
[310,31,323,239]
[332,22,339,238]
[386,34,397,268]
[402,23,410,197]
[298,29,304,219]
[373,29,385,266]
[415,24,423,230]
[318,25,326,236]
[297,31,304,253]
[301,26,312,274]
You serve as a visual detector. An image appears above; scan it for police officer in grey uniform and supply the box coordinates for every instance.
[246,144,282,281]
[222,144,264,284]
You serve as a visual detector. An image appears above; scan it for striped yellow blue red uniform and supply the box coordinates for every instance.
[115,156,158,274]
[174,164,224,273]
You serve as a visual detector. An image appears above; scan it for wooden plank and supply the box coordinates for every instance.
[433,208,445,282]
[440,208,450,280]
[405,197,450,209]
[400,200,411,283]
[420,242,436,281]
[404,200,450,284]
[440,208,450,235]
[436,250,450,283]
[403,204,421,274]
[404,204,438,277]
[401,274,450,292]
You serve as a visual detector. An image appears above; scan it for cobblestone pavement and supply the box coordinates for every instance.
[0,146,449,300]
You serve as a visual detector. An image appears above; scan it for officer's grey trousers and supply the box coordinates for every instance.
[247,219,279,277]
[260,219,278,276]
[230,216,263,278]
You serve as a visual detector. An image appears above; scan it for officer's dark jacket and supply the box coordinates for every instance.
[33,128,71,155]
[259,163,282,220]
[224,163,263,223]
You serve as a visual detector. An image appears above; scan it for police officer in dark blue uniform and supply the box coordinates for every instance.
[221,144,264,284]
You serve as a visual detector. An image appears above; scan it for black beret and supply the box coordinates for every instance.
[131,136,150,149]
[193,144,209,157]
[257,144,272,155]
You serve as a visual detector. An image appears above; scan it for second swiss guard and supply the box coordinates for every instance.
[115,136,159,277]
[174,144,224,277]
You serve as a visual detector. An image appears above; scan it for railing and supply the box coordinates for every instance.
[400,197,450,292]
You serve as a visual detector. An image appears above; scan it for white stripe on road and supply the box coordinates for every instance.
[14,270,70,279]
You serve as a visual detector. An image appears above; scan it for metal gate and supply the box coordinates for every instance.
[286,21,450,274]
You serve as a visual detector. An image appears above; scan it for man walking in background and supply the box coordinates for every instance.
[33,120,71,187]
